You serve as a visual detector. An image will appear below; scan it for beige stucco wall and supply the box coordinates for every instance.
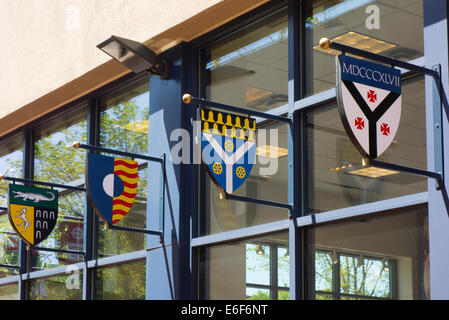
[0,0,268,137]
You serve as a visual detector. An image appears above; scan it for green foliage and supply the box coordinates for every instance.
[96,261,146,300]
[247,290,270,300]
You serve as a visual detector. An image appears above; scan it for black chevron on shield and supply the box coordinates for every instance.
[342,80,401,158]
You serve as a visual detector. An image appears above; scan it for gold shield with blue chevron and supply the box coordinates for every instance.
[201,108,256,194]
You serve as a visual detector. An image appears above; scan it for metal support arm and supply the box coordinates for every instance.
[182,93,292,124]
[319,38,439,79]
[365,158,443,189]
[0,175,86,192]
[225,192,293,214]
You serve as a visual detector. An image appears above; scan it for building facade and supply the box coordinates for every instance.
[0,0,448,300]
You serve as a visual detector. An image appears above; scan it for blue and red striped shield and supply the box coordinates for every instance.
[86,154,138,225]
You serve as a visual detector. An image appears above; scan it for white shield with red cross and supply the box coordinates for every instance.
[336,55,402,159]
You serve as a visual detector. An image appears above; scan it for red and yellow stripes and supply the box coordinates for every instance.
[112,158,138,224]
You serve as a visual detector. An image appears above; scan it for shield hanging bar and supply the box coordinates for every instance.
[318,38,439,79]
[0,264,20,269]
[182,94,292,124]
[72,142,166,239]
[224,192,293,214]
[72,142,164,164]
[0,175,86,192]
[362,157,443,188]
[29,246,86,257]
[106,224,163,240]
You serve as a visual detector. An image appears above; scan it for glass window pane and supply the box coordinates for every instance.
[246,244,270,286]
[97,78,149,257]
[28,272,83,300]
[99,78,149,155]
[205,8,288,112]
[34,106,87,185]
[305,76,426,214]
[339,254,391,298]
[304,0,423,96]
[200,232,288,300]
[307,205,429,300]
[0,283,18,300]
[315,251,333,293]
[277,246,289,287]
[95,261,146,300]
[202,9,289,236]
[33,107,87,269]
[0,133,23,276]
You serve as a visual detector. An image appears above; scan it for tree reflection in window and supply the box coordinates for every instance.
[0,142,22,277]
[315,250,394,300]
[98,79,149,256]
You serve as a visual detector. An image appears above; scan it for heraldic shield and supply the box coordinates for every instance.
[8,184,58,246]
[86,154,138,225]
[201,108,256,194]
[336,55,402,159]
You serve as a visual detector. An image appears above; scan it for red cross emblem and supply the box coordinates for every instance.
[354,117,365,130]
[380,123,390,136]
[367,90,377,103]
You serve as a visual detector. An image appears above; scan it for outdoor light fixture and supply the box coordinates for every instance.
[255,245,265,256]
[97,35,170,79]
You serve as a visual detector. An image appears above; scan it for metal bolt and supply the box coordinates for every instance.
[436,123,440,129]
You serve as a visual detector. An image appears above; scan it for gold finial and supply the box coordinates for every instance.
[235,117,242,128]
[216,113,224,125]
[203,121,210,132]
[225,115,233,127]
[182,93,192,104]
[201,109,206,122]
[207,110,215,123]
[72,141,81,149]
[243,119,250,130]
[319,37,331,50]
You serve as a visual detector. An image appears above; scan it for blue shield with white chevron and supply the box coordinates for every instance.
[201,108,256,194]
